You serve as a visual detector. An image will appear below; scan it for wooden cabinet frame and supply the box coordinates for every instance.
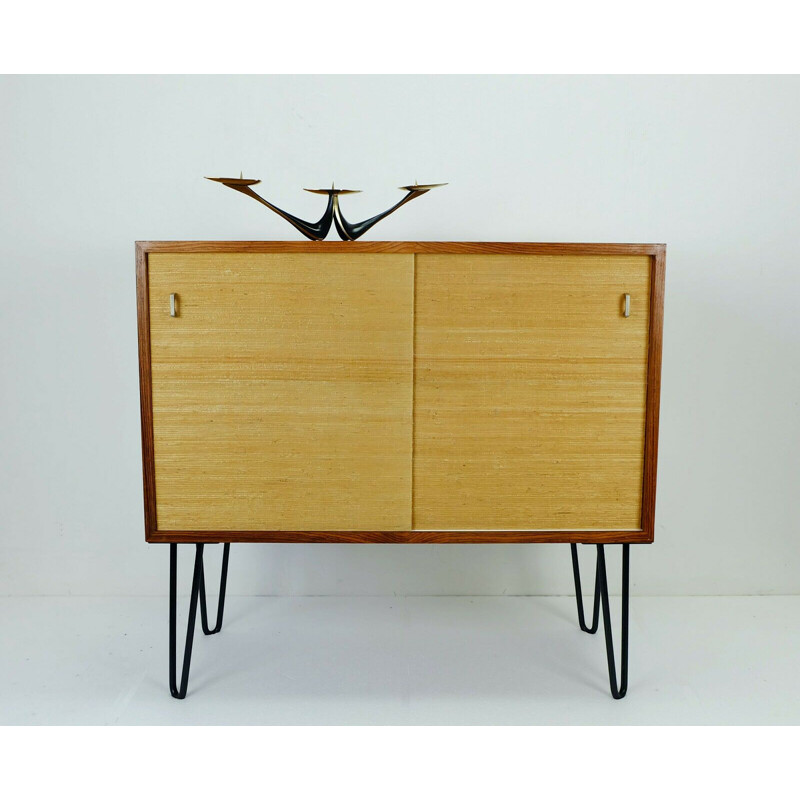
[137,241,665,545]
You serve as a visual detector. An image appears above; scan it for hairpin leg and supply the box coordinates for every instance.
[570,543,600,633]
[169,543,231,699]
[199,543,230,635]
[570,543,630,699]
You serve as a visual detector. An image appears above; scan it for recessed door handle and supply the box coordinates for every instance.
[170,293,178,317]
[623,293,630,318]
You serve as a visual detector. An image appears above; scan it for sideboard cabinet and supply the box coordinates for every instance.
[136,241,665,698]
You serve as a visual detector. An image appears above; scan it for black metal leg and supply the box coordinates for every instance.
[169,543,231,699]
[570,543,600,633]
[199,543,230,635]
[570,543,630,699]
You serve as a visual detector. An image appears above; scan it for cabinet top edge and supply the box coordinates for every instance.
[136,241,666,256]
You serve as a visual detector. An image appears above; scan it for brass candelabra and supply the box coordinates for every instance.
[206,175,446,241]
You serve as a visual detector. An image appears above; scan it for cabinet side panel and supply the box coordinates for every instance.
[148,252,413,531]
[640,248,665,539]
[413,254,651,531]
[136,245,157,538]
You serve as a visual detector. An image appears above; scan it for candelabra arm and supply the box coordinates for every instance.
[221,183,334,241]
[333,190,425,241]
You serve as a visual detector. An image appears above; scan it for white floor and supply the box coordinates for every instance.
[1,595,798,724]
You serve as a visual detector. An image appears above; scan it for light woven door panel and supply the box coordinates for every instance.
[413,254,651,531]
[148,252,413,531]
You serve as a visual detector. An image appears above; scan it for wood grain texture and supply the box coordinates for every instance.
[413,254,652,531]
[147,252,414,531]
[138,241,664,256]
[149,529,652,544]
[136,244,158,536]
[640,246,666,540]
[136,242,665,544]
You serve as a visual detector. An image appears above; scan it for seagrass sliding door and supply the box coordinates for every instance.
[413,252,655,536]
[141,250,414,535]
[137,242,664,545]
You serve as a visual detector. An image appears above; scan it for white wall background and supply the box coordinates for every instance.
[1,75,798,597]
